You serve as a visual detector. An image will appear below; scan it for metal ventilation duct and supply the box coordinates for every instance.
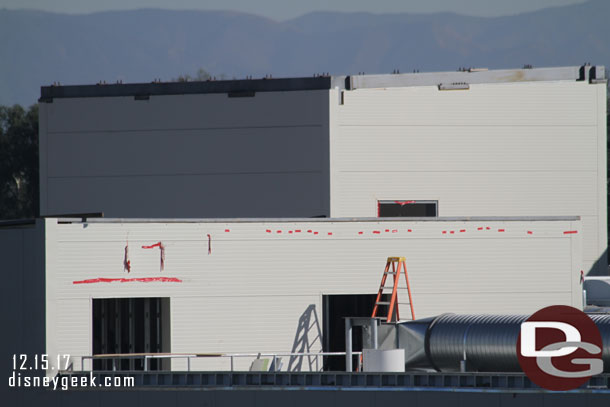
[396,314,610,372]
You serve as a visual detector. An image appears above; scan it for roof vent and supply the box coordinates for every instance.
[438,83,470,91]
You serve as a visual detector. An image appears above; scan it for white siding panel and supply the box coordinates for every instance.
[334,126,597,172]
[45,218,581,372]
[48,299,91,373]
[331,81,606,275]
[332,172,596,216]
[171,296,323,371]
[338,82,597,127]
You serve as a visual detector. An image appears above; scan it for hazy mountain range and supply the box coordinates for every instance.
[1,0,608,106]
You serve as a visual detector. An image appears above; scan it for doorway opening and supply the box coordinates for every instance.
[92,297,170,371]
[322,294,388,371]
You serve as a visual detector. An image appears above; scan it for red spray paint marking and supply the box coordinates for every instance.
[563,230,578,235]
[313,231,319,235]
[266,229,271,233]
[328,232,333,236]
[289,231,293,234]
[207,234,211,255]
[358,231,364,235]
[395,200,415,206]
[450,231,455,234]
[385,229,390,233]
[373,231,381,234]
[142,242,162,249]
[477,227,483,231]
[486,227,490,230]
[460,229,466,233]
[307,230,312,233]
[73,277,182,284]
[295,230,301,233]
[498,229,505,232]
[392,230,398,233]
[142,242,165,271]
[527,231,533,235]
[442,231,447,234]
[408,229,412,232]
[123,242,131,273]
[224,229,230,233]
[277,230,282,234]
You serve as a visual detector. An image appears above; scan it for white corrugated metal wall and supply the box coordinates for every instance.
[44,217,581,372]
[329,80,607,275]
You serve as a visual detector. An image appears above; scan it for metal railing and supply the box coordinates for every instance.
[80,351,362,373]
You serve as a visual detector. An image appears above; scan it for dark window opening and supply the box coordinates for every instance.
[322,294,389,371]
[92,298,170,371]
[378,200,438,217]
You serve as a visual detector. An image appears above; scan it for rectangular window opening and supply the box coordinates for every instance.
[377,200,438,217]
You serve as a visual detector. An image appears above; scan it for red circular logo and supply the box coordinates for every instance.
[517,305,603,391]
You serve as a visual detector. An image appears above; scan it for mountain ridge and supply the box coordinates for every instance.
[1,0,608,106]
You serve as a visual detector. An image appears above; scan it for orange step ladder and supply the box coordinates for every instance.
[372,257,415,322]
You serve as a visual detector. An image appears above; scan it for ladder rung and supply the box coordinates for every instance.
[381,286,407,290]
[384,272,397,275]
[376,301,391,305]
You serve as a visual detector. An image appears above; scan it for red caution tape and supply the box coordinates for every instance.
[395,200,415,206]
[74,277,182,284]
[564,230,578,235]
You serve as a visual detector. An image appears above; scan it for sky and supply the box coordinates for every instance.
[0,0,588,20]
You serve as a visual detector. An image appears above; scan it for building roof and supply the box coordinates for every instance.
[44,216,580,224]
[39,65,605,102]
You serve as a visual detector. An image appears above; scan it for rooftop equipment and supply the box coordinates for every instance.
[353,314,610,373]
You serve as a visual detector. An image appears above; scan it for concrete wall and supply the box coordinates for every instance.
[39,90,330,218]
[329,80,607,275]
[43,217,582,372]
